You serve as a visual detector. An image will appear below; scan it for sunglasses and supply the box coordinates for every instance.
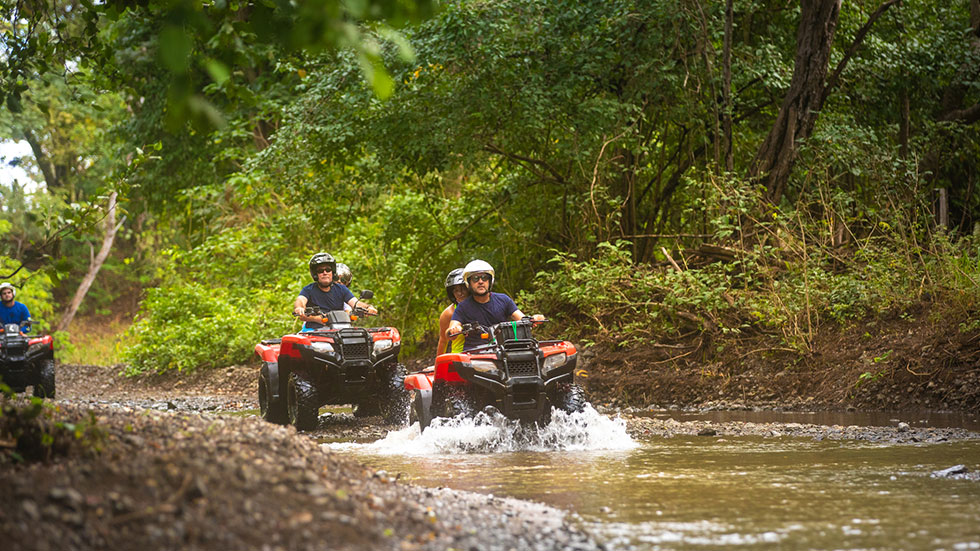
[469,274,491,283]
[315,266,333,274]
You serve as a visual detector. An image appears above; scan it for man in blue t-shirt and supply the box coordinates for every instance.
[447,259,542,350]
[0,282,32,335]
[292,253,376,330]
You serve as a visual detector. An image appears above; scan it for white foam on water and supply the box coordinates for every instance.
[327,404,637,455]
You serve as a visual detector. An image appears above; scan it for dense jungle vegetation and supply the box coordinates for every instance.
[2,0,978,391]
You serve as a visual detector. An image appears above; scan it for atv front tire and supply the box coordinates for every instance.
[32,359,55,399]
[259,362,288,425]
[410,389,433,432]
[430,382,477,420]
[287,371,320,431]
[551,383,586,414]
[378,363,409,425]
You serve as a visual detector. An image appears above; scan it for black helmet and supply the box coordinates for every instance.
[308,252,336,281]
[444,268,465,302]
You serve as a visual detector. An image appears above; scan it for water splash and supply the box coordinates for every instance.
[329,404,637,455]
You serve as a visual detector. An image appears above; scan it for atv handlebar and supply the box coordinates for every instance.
[447,316,547,339]
[296,305,377,323]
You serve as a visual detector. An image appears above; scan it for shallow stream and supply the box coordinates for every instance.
[329,408,980,550]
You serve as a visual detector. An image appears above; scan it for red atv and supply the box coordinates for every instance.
[254,296,408,430]
[404,318,585,431]
[0,322,55,398]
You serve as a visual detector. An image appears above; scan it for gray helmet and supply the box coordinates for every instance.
[308,252,336,281]
[335,263,352,287]
[445,268,465,302]
[0,282,14,299]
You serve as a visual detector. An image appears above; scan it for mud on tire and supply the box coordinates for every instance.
[32,359,55,399]
[287,371,320,431]
[551,383,586,414]
[259,362,288,425]
[378,363,409,425]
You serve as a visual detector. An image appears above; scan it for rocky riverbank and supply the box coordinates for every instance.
[2,363,979,551]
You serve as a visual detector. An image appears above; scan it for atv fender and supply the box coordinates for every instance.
[254,342,279,363]
[404,371,433,391]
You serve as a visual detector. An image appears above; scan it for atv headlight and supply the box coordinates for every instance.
[469,360,498,373]
[311,341,334,354]
[542,353,567,373]
[28,342,47,355]
[373,339,393,354]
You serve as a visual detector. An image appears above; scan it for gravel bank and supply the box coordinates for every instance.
[0,402,602,551]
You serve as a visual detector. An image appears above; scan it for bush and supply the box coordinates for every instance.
[121,283,294,374]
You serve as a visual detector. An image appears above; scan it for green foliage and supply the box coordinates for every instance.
[0,387,106,463]
[122,282,284,374]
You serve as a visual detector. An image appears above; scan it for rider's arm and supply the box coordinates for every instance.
[347,297,378,315]
[512,310,544,322]
[436,306,453,356]
[293,295,309,320]
[447,319,463,337]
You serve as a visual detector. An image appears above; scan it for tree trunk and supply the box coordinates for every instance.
[750,0,841,203]
[722,0,735,172]
[56,192,123,332]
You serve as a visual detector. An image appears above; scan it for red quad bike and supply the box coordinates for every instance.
[254,294,408,430]
[404,318,586,431]
[0,322,55,398]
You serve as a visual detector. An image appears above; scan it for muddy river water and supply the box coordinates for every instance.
[328,408,980,550]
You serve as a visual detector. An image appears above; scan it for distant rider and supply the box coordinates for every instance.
[447,260,542,350]
[436,268,469,356]
[0,282,31,335]
[293,253,376,331]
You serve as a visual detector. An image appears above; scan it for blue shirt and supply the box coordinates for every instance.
[300,283,355,329]
[451,293,519,350]
[0,301,31,331]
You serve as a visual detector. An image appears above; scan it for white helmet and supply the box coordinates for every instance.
[335,263,353,287]
[462,259,495,290]
[0,282,15,299]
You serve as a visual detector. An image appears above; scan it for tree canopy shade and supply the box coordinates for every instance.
[2,0,979,370]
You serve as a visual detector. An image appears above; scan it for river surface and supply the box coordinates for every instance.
[328,408,980,550]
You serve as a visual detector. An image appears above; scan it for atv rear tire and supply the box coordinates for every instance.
[551,383,586,414]
[32,359,55,399]
[259,362,288,425]
[378,363,409,425]
[287,371,320,431]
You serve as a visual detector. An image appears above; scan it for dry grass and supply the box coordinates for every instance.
[57,315,131,365]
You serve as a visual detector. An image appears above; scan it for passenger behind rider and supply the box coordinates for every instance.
[335,263,354,313]
[0,282,31,335]
[446,259,543,351]
[293,253,376,332]
[436,268,469,357]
